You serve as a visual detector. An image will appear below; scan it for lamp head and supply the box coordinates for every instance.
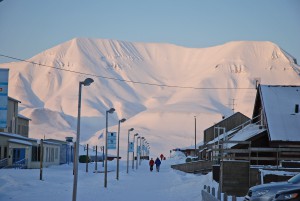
[134,133,138,136]
[82,78,94,86]
[107,108,115,114]
[120,118,126,123]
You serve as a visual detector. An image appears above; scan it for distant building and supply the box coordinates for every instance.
[203,112,250,144]
[0,97,31,137]
[0,132,61,169]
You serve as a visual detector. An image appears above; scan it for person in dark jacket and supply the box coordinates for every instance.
[155,157,161,172]
[149,158,154,172]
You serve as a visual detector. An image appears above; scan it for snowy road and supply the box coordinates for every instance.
[0,156,216,201]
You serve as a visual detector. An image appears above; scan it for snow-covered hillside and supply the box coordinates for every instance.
[1,38,299,157]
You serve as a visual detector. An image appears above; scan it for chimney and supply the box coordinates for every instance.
[65,137,73,142]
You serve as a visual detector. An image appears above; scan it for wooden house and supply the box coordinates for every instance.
[200,112,250,161]
[227,85,300,166]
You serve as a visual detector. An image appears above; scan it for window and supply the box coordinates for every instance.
[4,147,7,158]
[50,148,54,162]
[55,148,58,160]
[31,146,41,162]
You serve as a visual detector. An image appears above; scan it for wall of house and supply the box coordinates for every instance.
[7,142,31,167]
[204,113,250,144]
[6,99,19,133]
[17,117,29,137]
[28,143,60,169]
[0,137,8,159]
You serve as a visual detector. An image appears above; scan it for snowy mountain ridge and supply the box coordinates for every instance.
[1,38,300,157]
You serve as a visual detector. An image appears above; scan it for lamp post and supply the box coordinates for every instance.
[116,118,126,180]
[136,136,140,169]
[194,116,197,157]
[139,137,144,165]
[132,133,138,170]
[127,128,134,174]
[104,108,115,188]
[93,146,97,172]
[72,78,94,201]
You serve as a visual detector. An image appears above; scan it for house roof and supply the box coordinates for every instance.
[18,114,31,121]
[204,112,250,132]
[259,85,300,142]
[8,139,33,146]
[8,96,21,103]
[227,124,266,148]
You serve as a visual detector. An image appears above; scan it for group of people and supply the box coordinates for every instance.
[149,154,164,172]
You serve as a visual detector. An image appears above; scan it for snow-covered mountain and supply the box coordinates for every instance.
[1,38,300,157]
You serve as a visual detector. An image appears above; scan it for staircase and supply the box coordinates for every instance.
[0,158,8,169]
[0,158,28,169]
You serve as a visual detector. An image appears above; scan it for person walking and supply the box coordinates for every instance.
[149,158,154,172]
[160,154,164,161]
[155,157,161,172]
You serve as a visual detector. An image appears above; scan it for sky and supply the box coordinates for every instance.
[0,0,299,64]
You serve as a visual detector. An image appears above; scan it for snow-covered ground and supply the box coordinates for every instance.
[0,152,228,201]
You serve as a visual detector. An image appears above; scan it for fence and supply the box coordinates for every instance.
[171,160,212,174]
[202,185,237,201]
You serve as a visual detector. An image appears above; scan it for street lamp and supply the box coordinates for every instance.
[104,107,115,188]
[139,137,144,165]
[116,118,126,180]
[72,78,94,201]
[194,116,197,157]
[132,133,138,170]
[136,136,140,169]
[127,128,134,174]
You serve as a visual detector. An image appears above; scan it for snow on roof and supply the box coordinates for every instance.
[260,85,300,141]
[8,96,21,103]
[227,124,266,148]
[206,128,239,145]
[0,132,34,141]
[180,141,204,150]
[18,114,31,121]
[8,139,32,146]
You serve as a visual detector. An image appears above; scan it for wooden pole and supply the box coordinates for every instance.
[86,144,89,173]
[39,139,43,180]
[95,146,97,172]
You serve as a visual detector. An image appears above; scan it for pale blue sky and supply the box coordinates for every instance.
[0,0,299,63]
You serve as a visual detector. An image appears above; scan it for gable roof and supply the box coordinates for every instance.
[258,85,300,142]
[204,112,250,132]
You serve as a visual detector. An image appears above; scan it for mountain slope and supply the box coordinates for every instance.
[1,38,300,156]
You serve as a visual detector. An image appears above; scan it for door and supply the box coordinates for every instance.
[12,148,26,164]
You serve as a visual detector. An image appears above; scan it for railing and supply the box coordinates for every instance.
[0,158,8,168]
[12,158,27,169]
[213,146,300,167]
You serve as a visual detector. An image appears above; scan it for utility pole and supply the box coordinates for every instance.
[194,116,197,157]
[39,139,43,180]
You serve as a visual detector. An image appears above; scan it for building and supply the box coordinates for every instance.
[0,132,61,169]
[198,85,300,166]
[200,112,250,161]
[0,97,30,137]
[227,85,300,165]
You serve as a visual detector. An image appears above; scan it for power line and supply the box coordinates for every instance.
[0,53,256,90]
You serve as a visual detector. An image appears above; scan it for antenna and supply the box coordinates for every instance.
[228,98,236,114]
